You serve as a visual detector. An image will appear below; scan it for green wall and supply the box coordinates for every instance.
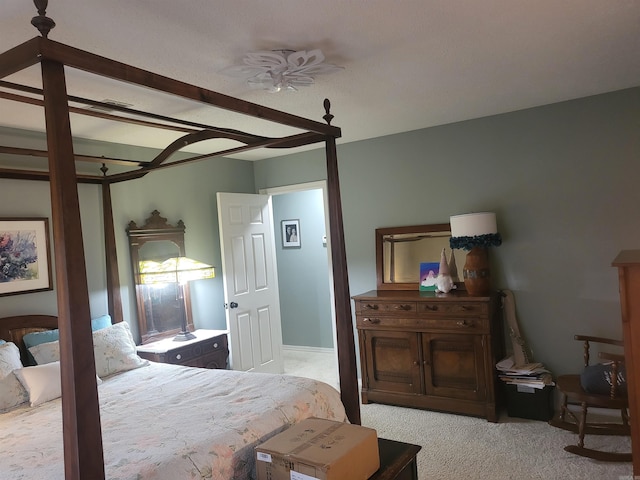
[0,129,255,343]
[255,87,640,377]
[273,189,333,348]
[1,87,637,378]
[109,155,255,340]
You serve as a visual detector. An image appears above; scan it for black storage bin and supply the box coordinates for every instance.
[505,384,554,421]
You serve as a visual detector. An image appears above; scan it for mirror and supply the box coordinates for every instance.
[376,223,461,290]
[127,210,194,344]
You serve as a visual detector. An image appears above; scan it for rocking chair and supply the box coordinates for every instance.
[549,335,631,462]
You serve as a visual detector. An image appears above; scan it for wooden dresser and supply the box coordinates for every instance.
[353,289,503,422]
[612,250,640,475]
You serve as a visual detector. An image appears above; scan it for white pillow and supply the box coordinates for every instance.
[0,342,29,412]
[14,361,103,407]
[92,322,148,378]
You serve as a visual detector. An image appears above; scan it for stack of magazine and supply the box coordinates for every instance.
[496,356,555,389]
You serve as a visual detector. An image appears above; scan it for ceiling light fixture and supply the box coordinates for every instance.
[223,49,343,93]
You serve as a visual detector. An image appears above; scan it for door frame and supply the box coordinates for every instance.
[259,181,339,372]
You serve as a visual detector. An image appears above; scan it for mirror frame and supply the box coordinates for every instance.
[126,210,194,344]
[376,223,452,290]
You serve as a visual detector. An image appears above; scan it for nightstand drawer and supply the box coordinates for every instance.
[167,335,228,365]
[137,330,229,369]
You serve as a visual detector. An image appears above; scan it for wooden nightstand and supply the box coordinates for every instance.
[136,329,229,369]
[371,438,421,480]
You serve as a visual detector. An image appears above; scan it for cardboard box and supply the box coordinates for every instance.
[505,384,555,421]
[255,417,379,480]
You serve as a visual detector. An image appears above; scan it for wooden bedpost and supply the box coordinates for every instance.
[101,166,124,324]
[324,100,361,425]
[41,56,105,480]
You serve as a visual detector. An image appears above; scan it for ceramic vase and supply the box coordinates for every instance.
[463,247,491,296]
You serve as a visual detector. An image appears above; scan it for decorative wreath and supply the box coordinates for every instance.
[449,233,502,251]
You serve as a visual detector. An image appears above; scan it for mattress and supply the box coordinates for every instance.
[0,362,347,479]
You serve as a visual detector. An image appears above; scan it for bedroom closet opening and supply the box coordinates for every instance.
[263,181,339,389]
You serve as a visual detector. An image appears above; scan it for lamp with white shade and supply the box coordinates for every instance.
[449,212,502,296]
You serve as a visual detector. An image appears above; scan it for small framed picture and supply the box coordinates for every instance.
[281,219,301,248]
[419,262,440,292]
[0,217,53,296]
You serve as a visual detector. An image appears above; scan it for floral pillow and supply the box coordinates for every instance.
[28,340,60,365]
[29,322,148,378]
[0,342,29,412]
[93,322,148,378]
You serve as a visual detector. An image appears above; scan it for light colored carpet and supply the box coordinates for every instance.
[283,347,633,480]
[361,403,632,480]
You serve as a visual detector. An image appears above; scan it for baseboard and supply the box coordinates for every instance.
[282,344,335,354]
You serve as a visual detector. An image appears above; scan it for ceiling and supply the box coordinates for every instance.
[1,0,639,162]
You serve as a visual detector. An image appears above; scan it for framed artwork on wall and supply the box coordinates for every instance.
[0,217,52,296]
[281,219,301,248]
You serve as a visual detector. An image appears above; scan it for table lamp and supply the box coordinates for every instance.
[139,256,215,341]
[449,212,502,296]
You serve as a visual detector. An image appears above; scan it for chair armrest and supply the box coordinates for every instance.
[599,351,625,363]
[575,335,624,367]
[574,335,624,347]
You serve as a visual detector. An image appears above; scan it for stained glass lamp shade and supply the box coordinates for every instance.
[138,257,215,341]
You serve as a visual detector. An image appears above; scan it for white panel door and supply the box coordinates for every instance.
[217,192,283,373]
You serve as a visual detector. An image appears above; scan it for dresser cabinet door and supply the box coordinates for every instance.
[421,333,486,401]
[360,329,422,395]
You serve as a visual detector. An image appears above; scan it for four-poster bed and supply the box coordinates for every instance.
[0,3,359,479]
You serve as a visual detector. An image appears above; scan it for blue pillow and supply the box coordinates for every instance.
[23,315,112,365]
[23,329,59,351]
[91,315,112,331]
[0,340,5,345]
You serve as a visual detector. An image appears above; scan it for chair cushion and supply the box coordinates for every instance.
[580,363,627,395]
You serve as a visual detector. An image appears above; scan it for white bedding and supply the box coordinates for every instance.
[0,362,347,480]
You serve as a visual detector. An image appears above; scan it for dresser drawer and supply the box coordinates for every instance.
[357,314,488,332]
[357,315,409,329]
[417,316,489,332]
[356,301,417,315]
[417,301,488,317]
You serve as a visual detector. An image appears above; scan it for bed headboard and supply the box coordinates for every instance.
[0,315,59,366]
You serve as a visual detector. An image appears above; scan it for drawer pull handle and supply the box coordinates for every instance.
[364,317,381,324]
[364,304,379,310]
[424,305,438,311]
[176,354,182,360]
[461,305,474,311]
[213,343,218,348]
[395,304,412,311]
[456,320,472,327]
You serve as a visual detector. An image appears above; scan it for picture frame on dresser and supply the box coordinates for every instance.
[0,217,52,296]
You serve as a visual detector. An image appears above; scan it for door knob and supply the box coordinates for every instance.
[229,302,238,309]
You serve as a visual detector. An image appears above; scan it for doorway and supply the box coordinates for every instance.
[260,181,339,389]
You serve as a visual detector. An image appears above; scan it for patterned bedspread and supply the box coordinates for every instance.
[0,362,347,479]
